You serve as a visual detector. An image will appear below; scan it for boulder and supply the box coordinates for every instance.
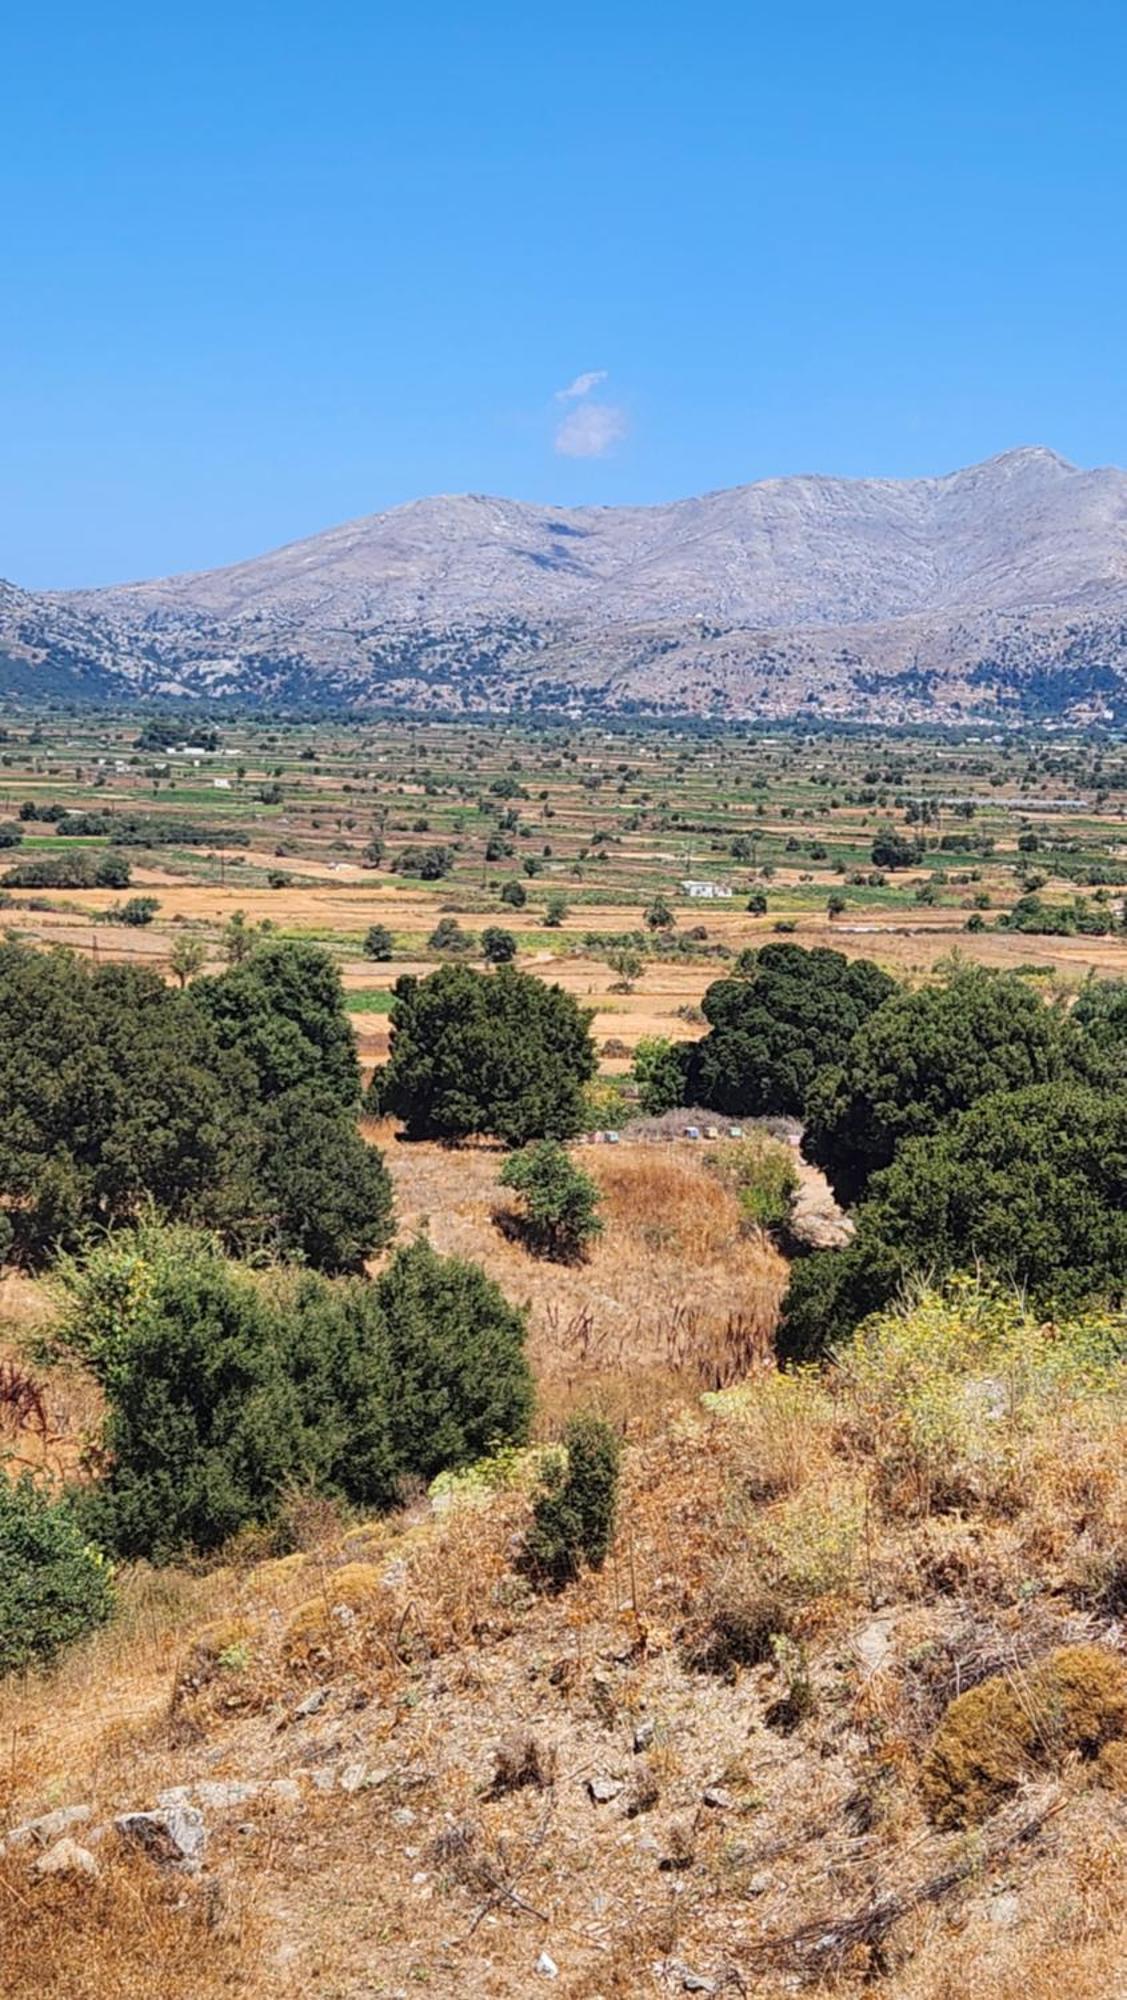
[115,1804,206,1870]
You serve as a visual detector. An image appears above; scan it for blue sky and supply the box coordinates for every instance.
[3,1,1125,586]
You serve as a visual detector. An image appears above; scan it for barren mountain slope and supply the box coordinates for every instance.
[5,448,1127,716]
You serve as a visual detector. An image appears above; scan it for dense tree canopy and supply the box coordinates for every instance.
[804,965,1092,1205]
[192,940,361,1109]
[682,944,894,1119]
[781,1082,1127,1362]
[0,939,392,1270]
[373,963,596,1144]
[0,945,241,1260]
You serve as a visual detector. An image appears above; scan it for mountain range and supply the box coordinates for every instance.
[4,446,1127,720]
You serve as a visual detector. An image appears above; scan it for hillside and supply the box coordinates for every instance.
[4,448,1127,718]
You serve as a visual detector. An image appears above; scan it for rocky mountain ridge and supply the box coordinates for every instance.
[4,447,1127,719]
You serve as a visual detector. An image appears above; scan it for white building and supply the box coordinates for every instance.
[680,879,733,900]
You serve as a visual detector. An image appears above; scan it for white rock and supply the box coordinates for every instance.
[34,1837,99,1879]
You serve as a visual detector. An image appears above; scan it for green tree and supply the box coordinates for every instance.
[168,932,207,987]
[481,925,517,964]
[781,1082,1127,1363]
[500,878,527,909]
[643,895,674,931]
[0,945,243,1262]
[118,895,160,926]
[606,946,643,991]
[632,1034,685,1114]
[0,1476,114,1676]
[374,963,596,1145]
[543,891,569,928]
[804,964,1091,1205]
[192,940,361,1110]
[499,1140,603,1261]
[870,826,921,870]
[683,944,894,1119]
[250,1086,395,1271]
[428,916,475,954]
[362,923,394,960]
[525,1413,621,1588]
[373,1238,534,1482]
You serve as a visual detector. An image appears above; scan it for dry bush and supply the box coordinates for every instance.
[921,1643,1127,1827]
[0,1850,262,1999]
[487,1730,556,1796]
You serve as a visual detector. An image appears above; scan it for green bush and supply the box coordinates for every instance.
[481,926,517,964]
[706,1132,799,1234]
[0,1475,113,1675]
[59,1227,535,1560]
[499,1141,602,1261]
[525,1413,621,1588]
[374,1238,534,1484]
[781,1081,1127,1362]
[805,964,1094,1205]
[632,1034,685,1114]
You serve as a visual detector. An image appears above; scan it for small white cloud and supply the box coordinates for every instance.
[554,401,628,459]
[556,369,608,401]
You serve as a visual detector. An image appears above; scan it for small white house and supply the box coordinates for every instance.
[680,879,733,900]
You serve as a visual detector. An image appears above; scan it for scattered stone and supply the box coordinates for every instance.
[264,1778,303,1805]
[195,1779,259,1810]
[5,1803,93,1850]
[702,1787,734,1810]
[392,1807,417,1827]
[535,1951,560,1978]
[633,1719,655,1753]
[34,1837,99,1880]
[292,1687,330,1719]
[156,1786,193,1810]
[987,1890,1021,1928]
[744,1869,773,1897]
[115,1805,206,1871]
[658,1961,715,1994]
[586,1776,623,1805]
[338,1761,368,1794]
[310,1769,336,1794]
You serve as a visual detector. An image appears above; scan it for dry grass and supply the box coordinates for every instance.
[375,1133,787,1420]
[3,1189,1127,1995]
[0,1848,267,1999]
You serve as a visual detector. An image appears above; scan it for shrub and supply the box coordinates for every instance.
[67,1229,313,1560]
[250,1085,395,1270]
[831,1279,1127,1515]
[705,1132,799,1234]
[525,1413,621,1588]
[118,895,160,926]
[0,1476,114,1675]
[374,1238,534,1484]
[499,878,527,908]
[632,1034,685,1114]
[782,1081,1127,1360]
[921,1644,1127,1826]
[499,1141,602,1261]
[59,1227,533,1560]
